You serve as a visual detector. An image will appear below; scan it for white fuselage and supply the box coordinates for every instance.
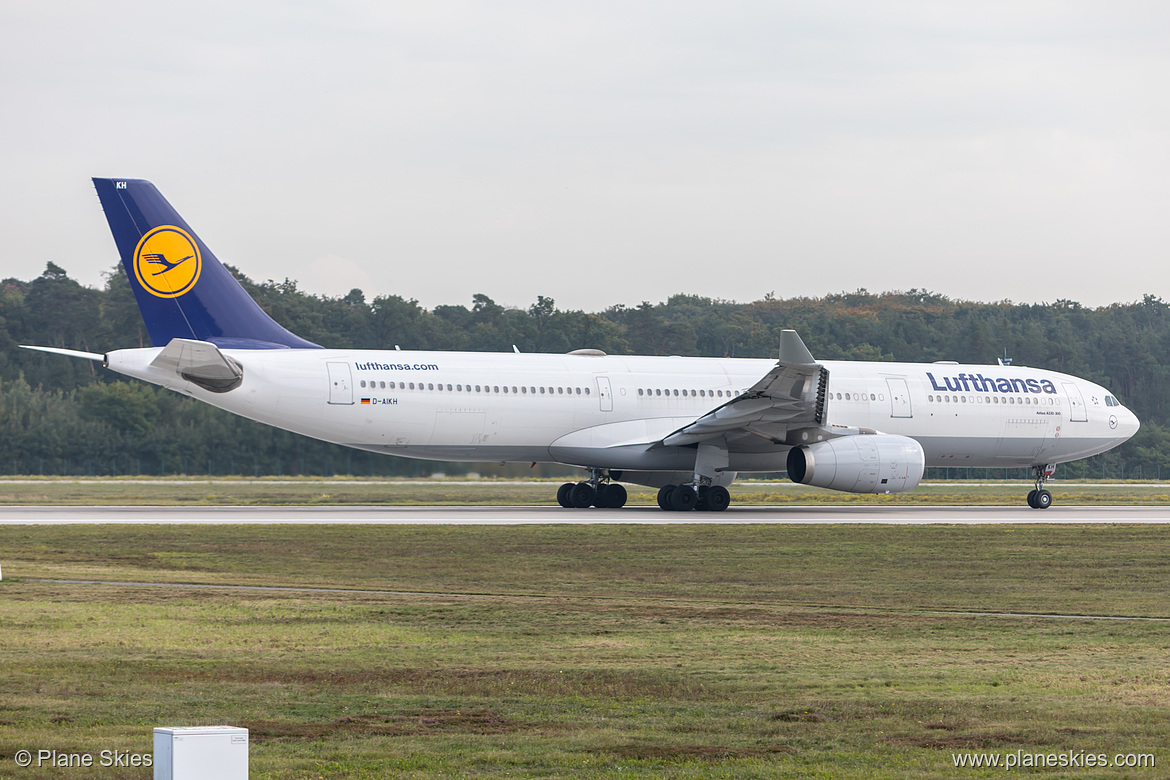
[104,347,1140,475]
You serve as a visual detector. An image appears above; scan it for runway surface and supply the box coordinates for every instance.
[2,505,1169,524]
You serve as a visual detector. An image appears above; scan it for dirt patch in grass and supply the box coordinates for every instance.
[890,732,1035,749]
[244,708,549,741]
[606,744,800,760]
[923,722,965,731]
[772,710,829,723]
[142,664,703,700]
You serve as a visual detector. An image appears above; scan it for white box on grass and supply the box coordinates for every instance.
[153,726,248,780]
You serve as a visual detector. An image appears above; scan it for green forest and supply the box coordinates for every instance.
[3,261,1169,480]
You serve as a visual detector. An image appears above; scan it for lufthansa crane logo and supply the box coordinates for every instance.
[133,226,202,298]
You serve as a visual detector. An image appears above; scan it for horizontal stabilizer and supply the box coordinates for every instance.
[19,345,105,361]
[150,339,243,393]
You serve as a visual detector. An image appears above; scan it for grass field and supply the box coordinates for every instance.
[2,476,1170,506]
[1,523,1167,778]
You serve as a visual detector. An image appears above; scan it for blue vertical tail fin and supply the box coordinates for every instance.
[92,178,320,349]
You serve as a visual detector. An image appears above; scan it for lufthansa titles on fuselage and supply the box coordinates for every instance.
[926,372,1057,395]
[354,361,439,371]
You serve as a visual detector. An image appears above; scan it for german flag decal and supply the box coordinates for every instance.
[360,398,371,405]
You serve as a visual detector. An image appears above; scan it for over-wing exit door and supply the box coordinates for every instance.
[596,376,613,412]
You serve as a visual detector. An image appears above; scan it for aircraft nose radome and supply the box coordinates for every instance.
[1125,409,1141,439]
[1113,407,1141,444]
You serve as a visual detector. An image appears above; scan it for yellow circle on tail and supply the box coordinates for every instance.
[133,226,202,298]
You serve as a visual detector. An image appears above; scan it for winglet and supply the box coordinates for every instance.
[778,330,816,365]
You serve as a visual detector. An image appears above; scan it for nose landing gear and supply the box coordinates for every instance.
[1026,464,1056,509]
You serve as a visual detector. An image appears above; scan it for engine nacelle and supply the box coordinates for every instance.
[786,434,925,494]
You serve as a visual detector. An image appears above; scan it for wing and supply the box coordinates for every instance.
[659,330,831,448]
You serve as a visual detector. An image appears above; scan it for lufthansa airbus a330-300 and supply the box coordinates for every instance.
[24,179,1139,511]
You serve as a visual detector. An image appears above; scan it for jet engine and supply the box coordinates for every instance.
[786,434,925,494]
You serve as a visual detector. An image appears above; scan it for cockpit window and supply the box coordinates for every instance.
[1105,396,1120,407]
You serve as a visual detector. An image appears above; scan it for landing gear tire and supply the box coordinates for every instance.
[569,482,595,508]
[657,485,676,511]
[596,483,627,509]
[669,485,697,512]
[557,482,575,508]
[1027,488,1052,509]
[705,485,731,512]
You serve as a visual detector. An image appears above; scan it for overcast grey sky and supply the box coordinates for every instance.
[2,1,1168,312]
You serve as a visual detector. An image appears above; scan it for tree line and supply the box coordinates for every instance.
[2,261,1168,479]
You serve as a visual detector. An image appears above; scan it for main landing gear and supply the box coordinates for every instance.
[656,484,731,512]
[1026,463,1056,509]
[655,442,734,512]
[556,469,628,509]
